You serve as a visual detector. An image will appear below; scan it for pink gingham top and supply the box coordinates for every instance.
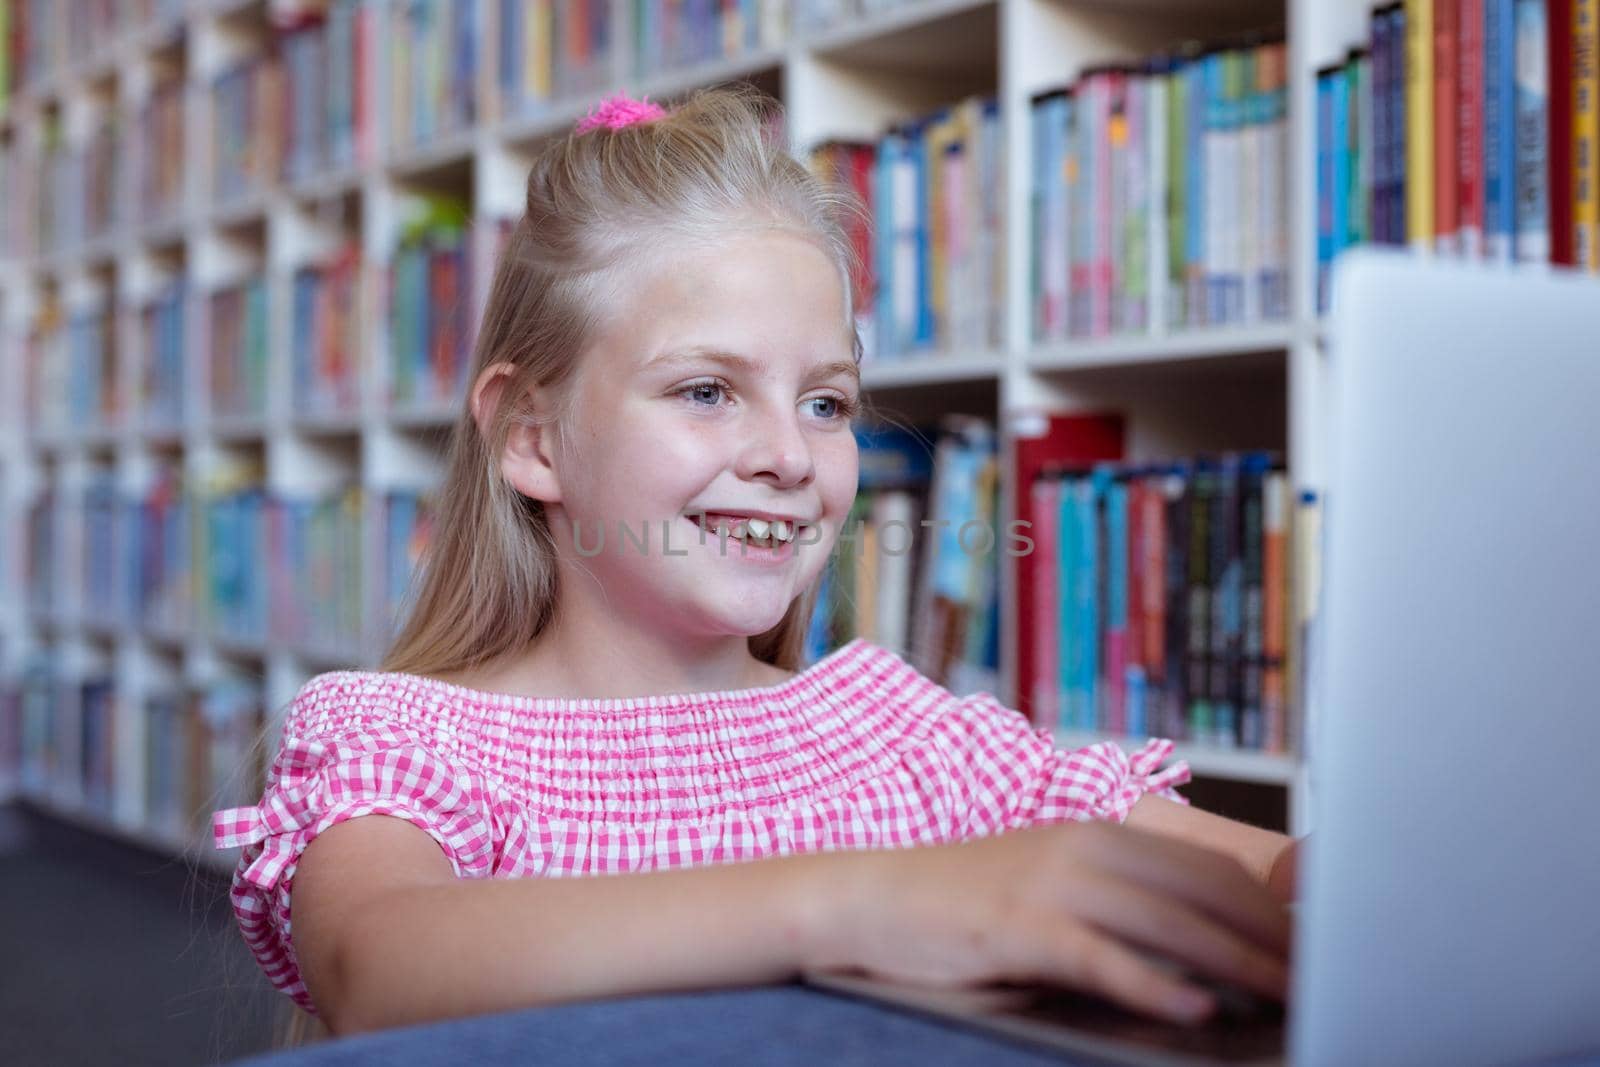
[211,637,1191,1017]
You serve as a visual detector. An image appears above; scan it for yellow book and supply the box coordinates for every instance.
[923,111,956,350]
[1575,0,1599,269]
[858,515,879,641]
[526,0,552,105]
[1405,0,1434,249]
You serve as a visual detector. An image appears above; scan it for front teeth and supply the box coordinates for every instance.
[699,515,801,546]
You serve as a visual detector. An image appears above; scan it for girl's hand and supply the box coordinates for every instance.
[811,820,1292,1025]
[1267,837,1303,903]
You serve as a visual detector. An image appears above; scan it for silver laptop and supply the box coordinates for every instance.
[805,250,1600,1066]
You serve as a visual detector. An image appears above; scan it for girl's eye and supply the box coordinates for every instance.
[809,394,860,421]
[678,380,729,407]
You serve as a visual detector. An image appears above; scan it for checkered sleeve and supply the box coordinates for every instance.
[932,692,1192,839]
[209,724,498,1017]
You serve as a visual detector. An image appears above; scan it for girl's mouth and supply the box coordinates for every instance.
[686,513,808,555]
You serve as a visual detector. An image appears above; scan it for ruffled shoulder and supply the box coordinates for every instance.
[211,720,498,891]
[210,698,500,1016]
[925,690,1191,838]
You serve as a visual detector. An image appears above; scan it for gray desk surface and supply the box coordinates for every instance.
[233,984,1084,1066]
[233,983,1600,1067]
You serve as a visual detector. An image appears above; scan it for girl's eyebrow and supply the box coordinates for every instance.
[645,346,861,388]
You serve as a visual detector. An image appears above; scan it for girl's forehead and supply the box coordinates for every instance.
[598,246,851,366]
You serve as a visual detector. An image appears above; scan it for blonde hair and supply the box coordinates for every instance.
[215,84,880,1053]
[382,83,869,681]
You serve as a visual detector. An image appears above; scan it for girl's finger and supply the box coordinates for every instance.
[1074,826,1292,957]
[1029,920,1219,1026]
[1066,874,1289,1003]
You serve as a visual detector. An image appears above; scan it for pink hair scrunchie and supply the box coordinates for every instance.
[575,92,669,134]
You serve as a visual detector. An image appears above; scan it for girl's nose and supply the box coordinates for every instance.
[735,413,814,489]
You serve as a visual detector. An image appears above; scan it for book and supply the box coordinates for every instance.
[1009,410,1124,724]
[1461,0,1487,257]
[1487,0,1520,260]
[1408,0,1437,248]
[1549,0,1575,264]
[1573,0,1599,267]
[1516,0,1553,261]
[1435,0,1462,255]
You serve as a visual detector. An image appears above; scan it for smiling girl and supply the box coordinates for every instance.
[213,85,1298,1044]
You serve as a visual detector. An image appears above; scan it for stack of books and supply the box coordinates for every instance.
[1317,0,1600,310]
[1031,37,1291,341]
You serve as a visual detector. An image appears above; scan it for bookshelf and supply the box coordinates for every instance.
[0,0,1424,864]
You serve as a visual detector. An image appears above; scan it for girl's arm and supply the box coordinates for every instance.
[1123,793,1300,900]
[292,814,834,1036]
[294,809,1292,1036]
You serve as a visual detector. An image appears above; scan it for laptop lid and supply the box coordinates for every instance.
[1292,250,1600,1066]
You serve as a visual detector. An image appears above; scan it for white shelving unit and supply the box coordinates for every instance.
[0,0,1377,858]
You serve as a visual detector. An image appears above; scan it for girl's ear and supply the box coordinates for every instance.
[472,361,564,505]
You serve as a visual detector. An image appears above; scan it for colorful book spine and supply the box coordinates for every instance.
[1104,471,1130,735]
[1075,475,1101,731]
[1186,461,1215,743]
[1435,0,1462,254]
[1203,52,1227,324]
[1574,0,1599,268]
[1260,44,1291,320]
[1167,59,1189,330]
[1460,0,1487,256]
[1147,62,1171,334]
[1407,0,1437,248]
[1031,477,1062,729]
[1373,5,1400,245]
[1549,0,1575,264]
[1516,0,1553,261]
[207,276,270,421]
[292,244,363,416]
[1263,470,1290,753]
[1185,53,1209,325]
[1486,0,1520,260]
[1090,69,1118,337]
[1070,83,1092,337]
[1317,65,1340,311]
[1030,91,1068,342]
[1056,475,1080,729]
[389,0,478,153]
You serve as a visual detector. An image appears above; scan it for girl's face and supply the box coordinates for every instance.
[548,230,861,640]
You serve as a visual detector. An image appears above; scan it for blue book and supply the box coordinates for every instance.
[1388,6,1409,242]
[1202,53,1226,325]
[1105,470,1129,734]
[854,424,935,490]
[1057,476,1080,731]
[1330,66,1350,287]
[1486,0,1519,260]
[1371,10,1389,245]
[497,0,517,109]
[1317,68,1336,312]
[1513,0,1550,262]
[912,117,935,351]
[1031,91,1068,341]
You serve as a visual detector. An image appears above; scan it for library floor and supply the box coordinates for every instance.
[0,801,281,1066]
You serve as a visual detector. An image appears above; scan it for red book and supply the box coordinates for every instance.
[1459,0,1486,256]
[848,144,877,325]
[1009,410,1124,723]
[1434,0,1461,253]
[1551,0,1577,265]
